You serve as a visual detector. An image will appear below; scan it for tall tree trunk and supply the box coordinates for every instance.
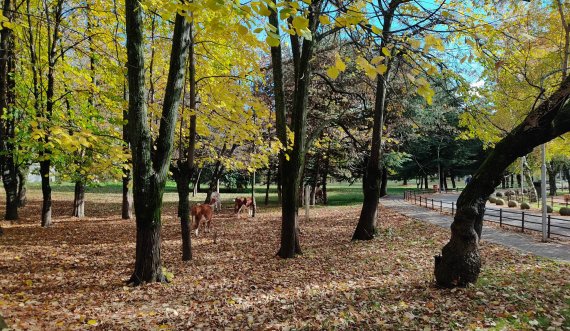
[524,169,538,202]
[174,22,197,261]
[193,168,202,196]
[17,167,27,207]
[270,0,324,258]
[379,166,388,198]
[122,171,132,219]
[276,169,282,204]
[310,154,320,205]
[251,171,257,217]
[72,180,85,218]
[434,74,570,288]
[40,160,52,227]
[125,1,191,284]
[353,6,396,239]
[510,173,514,188]
[450,170,456,189]
[0,0,18,221]
[39,0,64,228]
[174,173,191,261]
[547,161,557,196]
[403,178,408,186]
[564,165,570,193]
[264,166,271,206]
[321,144,330,205]
[516,173,522,188]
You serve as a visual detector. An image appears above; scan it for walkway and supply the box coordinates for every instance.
[422,192,570,237]
[381,196,570,262]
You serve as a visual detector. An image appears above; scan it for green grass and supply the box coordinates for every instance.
[27,180,428,207]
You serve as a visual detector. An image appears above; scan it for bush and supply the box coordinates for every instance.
[547,205,553,213]
[520,202,530,210]
[496,192,503,197]
[505,190,515,197]
[488,197,497,203]
[508,201,518,208]
[560,207,570,216]
[495,198,505,206]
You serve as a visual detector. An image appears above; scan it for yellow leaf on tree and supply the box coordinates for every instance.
[237,25,248,36]
[381,47,390,57]
[375,64,388,75]
[371,56,384,64]
[292,16,309,31]
[326,67,340,79]
[266,36,280,47]
[334,54,346,71]
[371,26,381,34]
[409,38,421,49]
[319,15,330,25]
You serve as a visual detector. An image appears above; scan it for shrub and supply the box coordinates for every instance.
[520,202,530,210]
[560,207,570,216]
[496,192,503,197]
[508,201,518,208]
[547,205,553,213]
[495,198,505,206]
[488,197,497,203]
[505,190,515,197]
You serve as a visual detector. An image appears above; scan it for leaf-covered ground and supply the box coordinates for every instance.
[0,191,568,330]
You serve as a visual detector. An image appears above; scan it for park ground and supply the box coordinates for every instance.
[0,185,568,330]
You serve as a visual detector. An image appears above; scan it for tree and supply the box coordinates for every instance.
[125,0,191,284]
[267,0,330,258]
[434,75,570,287]
[0,0,18,220]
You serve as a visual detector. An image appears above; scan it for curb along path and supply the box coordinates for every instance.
[381,196,570,262]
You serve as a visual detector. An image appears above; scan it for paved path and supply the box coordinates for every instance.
[415,192,570,237]
[381,196,570,262]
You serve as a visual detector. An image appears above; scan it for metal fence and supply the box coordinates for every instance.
[403,190,570,239]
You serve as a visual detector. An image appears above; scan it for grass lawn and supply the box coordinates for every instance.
[0,187,568,329]
[27,180,437,208]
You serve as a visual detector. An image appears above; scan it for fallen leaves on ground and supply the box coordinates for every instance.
[0,191,568,330]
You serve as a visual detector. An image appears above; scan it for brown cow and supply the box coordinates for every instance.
[191,204,213,236]
[234,197,254,218]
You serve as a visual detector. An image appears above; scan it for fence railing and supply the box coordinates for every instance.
[403,191,570,239]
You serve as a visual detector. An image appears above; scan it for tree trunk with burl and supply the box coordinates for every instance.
[435,76,570,288]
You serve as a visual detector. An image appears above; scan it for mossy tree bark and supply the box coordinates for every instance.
[125,1,191,284]
[435,76,570,288]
